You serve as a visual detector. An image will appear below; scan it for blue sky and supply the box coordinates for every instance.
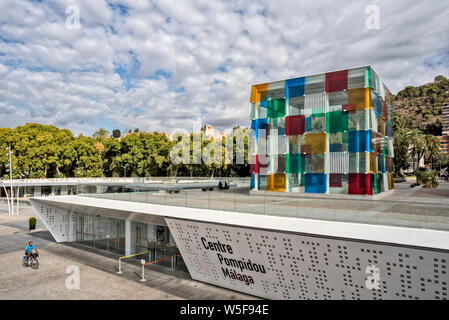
[0,0,448,136]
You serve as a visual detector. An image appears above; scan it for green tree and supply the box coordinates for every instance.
[424,134,441,170]
[93,128,109,139]
[409,129,426,172]
[72,135,104,177]
[393,128,410,176]
[112,129,121,138]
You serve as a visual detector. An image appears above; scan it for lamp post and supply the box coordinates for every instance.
[5,146,13,215]
[122,165,127,178]
[17,173,25,215]
[1,179,11,215]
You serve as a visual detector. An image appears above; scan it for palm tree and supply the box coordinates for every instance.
[408,129,426,172]
[393,128,410,176]
[424,134,441,170]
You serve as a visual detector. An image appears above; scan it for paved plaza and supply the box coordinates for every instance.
[0,205,255,300]
[1,181,448,300]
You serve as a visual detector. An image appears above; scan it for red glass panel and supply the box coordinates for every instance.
[330,174,343,187]
[375,133,382,153]
[348,173,373,195]
[382,101,388,121]
[326,70,348,93]
[285,115,305,135]
[250,155,259,173]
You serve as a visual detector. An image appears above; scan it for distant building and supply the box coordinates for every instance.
[202,124,215,137]
[443,102,449,135]
[438,135,449,155]
[202,124,225,140]
[440,102,449,156]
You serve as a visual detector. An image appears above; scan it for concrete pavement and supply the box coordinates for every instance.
[0,209,256,300]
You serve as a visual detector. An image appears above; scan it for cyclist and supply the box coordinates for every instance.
[25,241,38,264]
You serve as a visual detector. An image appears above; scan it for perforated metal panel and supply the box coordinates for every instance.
[166,218,448,300]
[34,204,73,242]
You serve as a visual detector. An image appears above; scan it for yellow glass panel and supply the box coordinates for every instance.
[365,88,372,109]
[388,173,394,190]
[369,152,377,173]
[250,86,257,103]
[267,173,286,192]
[305,133,326,154]
[250,83,269,104]
[348,88,370,110]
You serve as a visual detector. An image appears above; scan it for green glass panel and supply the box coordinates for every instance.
[268,99,286,118]
[300,173,306,186]
[328,111,348,133]
[286,153,305,174]
[374,173,382,194]
[342,131,349,144]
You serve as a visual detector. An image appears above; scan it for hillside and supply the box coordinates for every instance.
[393,75,449,135]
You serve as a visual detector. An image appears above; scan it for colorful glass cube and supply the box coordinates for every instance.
[250,66,394,195]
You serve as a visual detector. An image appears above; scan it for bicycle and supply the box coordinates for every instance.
[22,252,39,269]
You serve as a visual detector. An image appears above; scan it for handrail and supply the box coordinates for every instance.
[144,254,181,266]
[119,250,150,261]
[78,188,449,232]
[117,250,150,274]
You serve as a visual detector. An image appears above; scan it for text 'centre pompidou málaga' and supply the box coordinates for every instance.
[249,66,394,195]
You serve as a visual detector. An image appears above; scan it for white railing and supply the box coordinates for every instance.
[1,176,251,185]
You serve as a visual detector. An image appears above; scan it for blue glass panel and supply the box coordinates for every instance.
[365,130,373,152]
[305,117,312,132]
[286,77,305,99]
[259,100,268,108]
[349,130,372,152]
[386,124,392,138]
[278,127,285,136]
[251,120,257,137]
[330,143,343,152]
[250,173,259,189]
[251,118,268,138]
[375,94,382,116]
[305,173,327,193]
[348,131,359,152]
[379,154,385,173]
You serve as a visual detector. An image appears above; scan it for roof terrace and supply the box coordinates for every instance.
[74,181,449,232]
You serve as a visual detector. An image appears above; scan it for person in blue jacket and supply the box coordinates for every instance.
[25,241,38,264]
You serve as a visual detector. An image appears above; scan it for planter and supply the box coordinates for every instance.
[417,180,422,185]
[29,217,37,231]
[425,181,432,188]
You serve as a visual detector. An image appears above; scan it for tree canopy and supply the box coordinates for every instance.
[0,123,250,179]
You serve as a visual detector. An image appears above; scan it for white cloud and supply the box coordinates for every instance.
[0,0,448,135]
